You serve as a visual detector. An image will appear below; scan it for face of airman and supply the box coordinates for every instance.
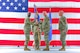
[43,11,47,16]
[59,10,64,17]
[35,18,38,24]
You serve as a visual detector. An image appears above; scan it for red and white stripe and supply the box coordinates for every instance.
[0,0,80,46]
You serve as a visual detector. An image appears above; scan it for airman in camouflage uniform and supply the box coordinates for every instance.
[42,11,50,51]
[24,12,31,51]
[58,10,68,51]
[32,12,42,50]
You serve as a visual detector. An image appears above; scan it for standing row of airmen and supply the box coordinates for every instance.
[24,10,68,51]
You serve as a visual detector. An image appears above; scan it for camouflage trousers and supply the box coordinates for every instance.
[24,32,30,45]
[44,32,49,46]
[34,32,41,49]
[60,31,67,46]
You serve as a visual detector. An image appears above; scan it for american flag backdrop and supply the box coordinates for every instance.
[0,0,80,46]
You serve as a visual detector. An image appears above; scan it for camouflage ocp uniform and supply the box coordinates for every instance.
[24,17,31,48]
[59,16,68,47]
[32,20,41,50]
[42,15,50,50]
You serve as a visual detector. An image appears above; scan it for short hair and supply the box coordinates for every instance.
[59,10,64,14]
[28,12,31,17]
[43,11,47,14]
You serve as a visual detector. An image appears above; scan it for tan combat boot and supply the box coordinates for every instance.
[43,45,49,51]
[36,46,40,50]
[59,46,65,51]
[35,47,40,50]
[24,45,30,51]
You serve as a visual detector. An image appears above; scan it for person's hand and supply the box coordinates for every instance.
[36,11,38,15]
[35,20,38,24]
[62,30,66,32]
[38,28,40,31]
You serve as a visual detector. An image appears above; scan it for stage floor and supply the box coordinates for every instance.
[0,46,80,53]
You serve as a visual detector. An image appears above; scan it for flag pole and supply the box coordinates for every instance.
[49,7,54,47]
[50,8,54,47]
